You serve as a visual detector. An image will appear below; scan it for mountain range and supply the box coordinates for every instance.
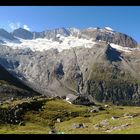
[0,26,140,105]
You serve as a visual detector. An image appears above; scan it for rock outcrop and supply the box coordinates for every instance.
[81,28,137,48]
[0,96,47,124]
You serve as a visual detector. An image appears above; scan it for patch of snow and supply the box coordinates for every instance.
[110,43,138,53]
[56,34,61,38]
[87,27,97,30]
[99,27,115,34]
[5,35,97,52]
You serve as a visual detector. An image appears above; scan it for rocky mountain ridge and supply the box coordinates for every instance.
[0,27,137,48]
[0,26,139,105]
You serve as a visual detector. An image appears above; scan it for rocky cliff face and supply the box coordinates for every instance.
[86,60,140,105]
[81,28,137,48]
[0,27,139,105]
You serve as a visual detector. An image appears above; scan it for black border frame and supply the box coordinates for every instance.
[0,1,140,140]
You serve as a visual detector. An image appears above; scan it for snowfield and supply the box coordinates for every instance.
[110,43,138,53]
[5,35,97,52]
[2,27,139,54]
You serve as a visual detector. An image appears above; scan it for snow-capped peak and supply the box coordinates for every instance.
[68,27,81,34]
[105,27,114,31]
[87,27,97,30]
[68,27,81,37]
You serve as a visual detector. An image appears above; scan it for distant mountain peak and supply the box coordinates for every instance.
[13,27,32,33]
[12,28,33,40]
[104,27,114,31]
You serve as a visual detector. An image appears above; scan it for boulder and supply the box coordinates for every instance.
[111,116,120,120]
[56,118,61,123]
[73,123,88,129]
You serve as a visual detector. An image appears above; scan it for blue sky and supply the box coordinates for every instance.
[0,6,140,42]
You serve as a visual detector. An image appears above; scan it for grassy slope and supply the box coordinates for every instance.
[55,105,140,134]
[0,99,140,134]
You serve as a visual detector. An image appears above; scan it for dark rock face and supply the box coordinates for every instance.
[105,45,122,62]
[54,62,65,79]
[12,28,33,40]
[73,94,95,106]
[86,61,140,106]
[87,80,140,106]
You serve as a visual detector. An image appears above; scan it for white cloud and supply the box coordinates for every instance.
[8,22,30,31]
[9,22,21,30]
[23,25,30,31]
